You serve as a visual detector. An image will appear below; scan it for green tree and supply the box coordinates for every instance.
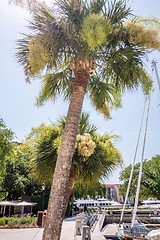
[74,182,107,200]
[119,155,160,200]
[15,0,158,239]
[0,118,14,172]
[0,143,32,200]
[29,113,121,214]
[0,141,49,204]
[28,113,122,186]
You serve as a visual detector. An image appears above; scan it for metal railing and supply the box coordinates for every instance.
[75,209,105,240]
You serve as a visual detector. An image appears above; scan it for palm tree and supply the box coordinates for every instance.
[29,113,121,216]
[15,1,154,239]
[31,113,121,186]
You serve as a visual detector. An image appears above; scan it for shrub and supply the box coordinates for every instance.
[0,216,37,228]
[0,218,5,226]
[31,216,37,225]
[8,218,20,227]
[3,217,10,225]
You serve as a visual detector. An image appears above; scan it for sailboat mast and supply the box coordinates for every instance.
[152,60,160,92]
[119,97,147,225]
[131,93,151,229]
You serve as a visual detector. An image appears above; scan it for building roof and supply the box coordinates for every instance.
[106,184,120,188]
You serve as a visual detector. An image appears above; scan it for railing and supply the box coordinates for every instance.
[74,209,104,240]
[99,210,106,231]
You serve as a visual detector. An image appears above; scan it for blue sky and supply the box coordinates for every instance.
[0,0,160,184]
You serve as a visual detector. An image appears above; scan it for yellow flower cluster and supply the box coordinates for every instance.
[28,37,48,75]
[77,133,96,157]
[125,22,160,50]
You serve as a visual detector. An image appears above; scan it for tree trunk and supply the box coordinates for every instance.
[64,170,77,217]
[42,65,90,240]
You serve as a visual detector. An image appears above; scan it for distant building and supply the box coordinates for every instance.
[105,184,123,202]
[105,184,135,204]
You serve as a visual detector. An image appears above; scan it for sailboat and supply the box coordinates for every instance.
[103,60,160,240]
[103,93,150,240]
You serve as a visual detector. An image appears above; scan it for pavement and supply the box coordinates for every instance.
[0,217,76,240]
[0,216,105,240]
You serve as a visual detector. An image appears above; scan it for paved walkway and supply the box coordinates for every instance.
[0,216,106,240]
[0,217,76,240]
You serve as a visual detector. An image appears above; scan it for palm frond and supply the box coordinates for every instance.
[89,0,107,14]
[57,113,97,135]
[106,0,131,24]
[98,45,152,92]
[87,75,122,118]
[33,127,61,184]
[78,112,97,135]
[36,68,74,106]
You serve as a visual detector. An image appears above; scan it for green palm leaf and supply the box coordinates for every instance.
[36,68,73,106]
[31,114,121,185]
[16,0,153,112]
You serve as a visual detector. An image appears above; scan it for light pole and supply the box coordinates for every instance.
[42,183,45,211]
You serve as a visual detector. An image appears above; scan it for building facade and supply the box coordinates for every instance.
[105,184,123,202]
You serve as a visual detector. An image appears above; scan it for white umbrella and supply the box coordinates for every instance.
[16,201,38,215]
[0,201,16,216]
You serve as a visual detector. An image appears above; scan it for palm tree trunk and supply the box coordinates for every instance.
[64,170,77,217]
[42,68,90,240]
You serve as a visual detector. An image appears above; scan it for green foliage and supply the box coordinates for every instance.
[8,218,19,227]
[0,218,5,226]
[32,194,49,213]
[36,70,73,106]
[75,133,122,184]
[26,113,98,184]
[0,118,14,172]
[80,13,113,50]
[0,143,34,200]
[15,0,154,117]
[29,113,122,186]
[74,182,106,199]
[3,217,11,225]
[0,216,37,227]
[119,155,160,200]
[88,76,122,118]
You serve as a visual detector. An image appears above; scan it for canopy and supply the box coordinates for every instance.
[0,200,37,206]
[0,201,16,206]
[16,201,37,206]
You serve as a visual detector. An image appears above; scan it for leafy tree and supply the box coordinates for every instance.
[0,118,14,172]
[0,142,45,201]
[0,143,32,200]
[119,155,160,200]
[0,141,50,209]
[14,0,158,239]
[28,113,122,186]
[74,182,106,200]
[28,113,120,215]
